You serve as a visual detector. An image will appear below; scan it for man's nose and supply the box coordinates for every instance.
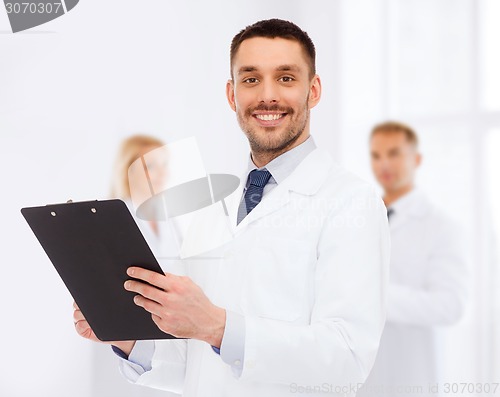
[257,80,280,104]
[378,157,393,170]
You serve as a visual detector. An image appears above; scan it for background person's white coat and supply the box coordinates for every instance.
[358,189,469,397]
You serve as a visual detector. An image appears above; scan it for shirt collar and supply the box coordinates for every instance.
[388,187,428,217]
[244,135,317,185]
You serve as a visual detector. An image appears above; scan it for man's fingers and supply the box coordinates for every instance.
[73,301,79,310]
[151,313,162,326]
[133,295,164,319]
[74,319,96,340]
[127,267,172,290]
[124,280,165,304]
[74,319,89,332]
[73,308,86,323]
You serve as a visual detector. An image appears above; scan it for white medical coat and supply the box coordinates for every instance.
[128,147,391,396]
[357,189,469,397]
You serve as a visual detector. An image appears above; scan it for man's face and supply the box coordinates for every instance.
[370,131,421,192]
[226,37,321,154]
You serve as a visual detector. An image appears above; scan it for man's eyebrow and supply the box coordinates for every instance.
[237,66,258,75]
[237,64,302,75]
[276,64,301,72]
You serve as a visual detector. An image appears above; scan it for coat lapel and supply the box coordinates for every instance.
[226,148,334,233]
[179,148,336,257]
[389,189,430,232]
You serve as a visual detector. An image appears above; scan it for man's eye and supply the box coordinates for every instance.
[243,77,259,84]
[279,76,294,82]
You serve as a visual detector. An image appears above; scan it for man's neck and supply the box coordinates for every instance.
[251,132,310,168]
[383,184,414,207]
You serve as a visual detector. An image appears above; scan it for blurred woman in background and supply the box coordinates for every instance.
[87,134,179,397]
[110,134,180,263]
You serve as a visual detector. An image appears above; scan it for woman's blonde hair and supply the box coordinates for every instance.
[110,134,165,199]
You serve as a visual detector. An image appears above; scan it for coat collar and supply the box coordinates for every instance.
[280,147,334,195]
[226,147,334,234]
[387,188,430,230]
[244,135,317,185]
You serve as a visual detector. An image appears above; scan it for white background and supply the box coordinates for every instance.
[1,1,499,396]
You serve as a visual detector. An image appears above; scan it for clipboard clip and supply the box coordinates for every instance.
[45,198,97,206]
[65,199,97,212]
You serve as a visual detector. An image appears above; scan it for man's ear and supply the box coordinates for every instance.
[226,79,236,112]
[415,152,422,168]
[308,74,322,110]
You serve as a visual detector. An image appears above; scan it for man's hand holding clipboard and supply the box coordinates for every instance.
[72,265,226,356]
[22,199,226,345]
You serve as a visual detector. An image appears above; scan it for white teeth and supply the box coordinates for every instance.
[256,113,284,121]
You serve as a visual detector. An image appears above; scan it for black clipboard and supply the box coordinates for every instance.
[21,199,180,342]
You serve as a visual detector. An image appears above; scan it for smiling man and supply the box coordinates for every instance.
[74,19,390,396]
[227,35,319,166]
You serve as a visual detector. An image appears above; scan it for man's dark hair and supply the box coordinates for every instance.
[230,18,316,80]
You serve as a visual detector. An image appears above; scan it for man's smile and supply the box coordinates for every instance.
[252,111,288,126]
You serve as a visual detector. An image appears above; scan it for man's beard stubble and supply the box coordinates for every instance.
[237,98,310,157]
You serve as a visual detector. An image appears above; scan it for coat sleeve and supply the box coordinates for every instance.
[386,216,469,326]
[238,184,391,389]
[129,339,187,394]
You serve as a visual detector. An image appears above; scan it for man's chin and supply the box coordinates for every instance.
[252,133,295,152]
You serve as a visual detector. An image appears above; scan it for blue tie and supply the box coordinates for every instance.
[212,169,272,355]
[236,169,272,225]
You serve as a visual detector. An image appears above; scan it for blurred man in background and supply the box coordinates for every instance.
[358,121,469,397]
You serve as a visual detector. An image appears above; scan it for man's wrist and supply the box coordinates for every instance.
[203,306,226,348]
